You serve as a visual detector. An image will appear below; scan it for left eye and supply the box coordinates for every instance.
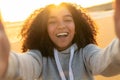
[48,20,57,25]
[64,20,72,22]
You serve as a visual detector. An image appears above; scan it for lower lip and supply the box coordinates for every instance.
[57,36,68,41]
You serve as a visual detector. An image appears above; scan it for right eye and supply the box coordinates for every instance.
[48,21,57,24]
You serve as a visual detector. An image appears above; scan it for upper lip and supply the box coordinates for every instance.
[56,32,69,37]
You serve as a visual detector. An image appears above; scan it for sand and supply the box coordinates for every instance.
[5,10,120,80]
[91,11,120,80]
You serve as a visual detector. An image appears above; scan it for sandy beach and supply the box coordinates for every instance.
[90,10,120,80]
[5,10,120,80]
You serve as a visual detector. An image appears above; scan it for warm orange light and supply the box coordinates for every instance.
[0,0,112,22]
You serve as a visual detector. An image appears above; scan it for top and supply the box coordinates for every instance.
[5,38,120,80]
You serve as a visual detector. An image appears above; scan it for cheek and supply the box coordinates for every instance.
[47,26,55,38]
[69,23,75,34]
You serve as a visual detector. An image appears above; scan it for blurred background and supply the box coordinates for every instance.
[1,0,120,80]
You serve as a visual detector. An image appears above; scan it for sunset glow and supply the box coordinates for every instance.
[0,0,112,22]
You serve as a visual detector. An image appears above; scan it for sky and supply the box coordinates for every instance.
[0,0,112,22]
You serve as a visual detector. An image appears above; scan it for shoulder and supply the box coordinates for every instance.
[83,44,101,52]
[28,49,42,54]
[82,44,102,57]
[26,49,42,61]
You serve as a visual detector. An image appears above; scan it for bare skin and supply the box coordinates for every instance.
[0,13,10,78]
[0,0,120,79]
[114,0,120,39]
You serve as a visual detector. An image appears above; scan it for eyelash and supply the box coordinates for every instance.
[64,19,72,22]
[48,21,56,24]
[48,19,73,25]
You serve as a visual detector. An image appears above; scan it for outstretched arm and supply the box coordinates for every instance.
[0,12,10,78]
[83,0,120,76]
[0,12,42,80]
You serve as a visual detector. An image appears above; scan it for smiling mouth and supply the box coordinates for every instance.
[56,32,69,37]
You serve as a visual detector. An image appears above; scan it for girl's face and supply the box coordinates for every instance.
[47,6,75,51]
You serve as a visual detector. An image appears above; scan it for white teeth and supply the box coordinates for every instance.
[57,32,68,37]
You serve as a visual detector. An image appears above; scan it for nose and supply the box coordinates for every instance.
[57,22,66,29]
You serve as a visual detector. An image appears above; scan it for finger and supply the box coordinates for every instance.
[0,22,4,31]
[0,12,5,31]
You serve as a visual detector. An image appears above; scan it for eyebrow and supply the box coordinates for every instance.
[63,15,72,18]
[48,14,72,19]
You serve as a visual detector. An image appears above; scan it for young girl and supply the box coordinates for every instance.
[0,1,120,80]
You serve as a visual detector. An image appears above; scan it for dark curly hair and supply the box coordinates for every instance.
[21,2,97,57]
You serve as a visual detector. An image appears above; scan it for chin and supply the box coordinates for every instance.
[56,44,71,51]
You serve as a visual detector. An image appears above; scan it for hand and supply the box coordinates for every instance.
[0,12,10,78]
[114,0,120,39]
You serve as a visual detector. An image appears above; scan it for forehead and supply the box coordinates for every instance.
[49,6,71,16]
